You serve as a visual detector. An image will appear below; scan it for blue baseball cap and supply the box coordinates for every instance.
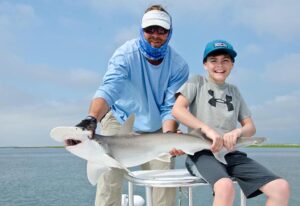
[203,40,237,62]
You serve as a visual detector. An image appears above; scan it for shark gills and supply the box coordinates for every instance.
[50,115,266,185]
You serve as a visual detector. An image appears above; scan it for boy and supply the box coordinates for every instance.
[172,40,289,206]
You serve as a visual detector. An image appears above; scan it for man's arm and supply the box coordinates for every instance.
[88,97,110,121]
[162,119,185,156]
[74,97,109,139]
[162,119,178,133]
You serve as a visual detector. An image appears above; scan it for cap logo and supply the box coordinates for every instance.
[214,42,228,48]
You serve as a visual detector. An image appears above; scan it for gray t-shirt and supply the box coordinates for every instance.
[177,75,251,135]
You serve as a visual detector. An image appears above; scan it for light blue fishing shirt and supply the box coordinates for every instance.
[94,39,189,132]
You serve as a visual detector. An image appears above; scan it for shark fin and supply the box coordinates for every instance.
[156,153,172,162]
[189,128,204,138]
[189,129,213,144]
[118,114,135,135]
[102,154,132,174]
[87,161,110,185]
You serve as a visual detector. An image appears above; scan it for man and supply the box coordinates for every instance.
[76,5,189,206]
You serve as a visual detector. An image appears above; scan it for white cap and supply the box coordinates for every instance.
[141,10,171,30]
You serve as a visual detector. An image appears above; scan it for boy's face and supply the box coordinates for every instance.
[204,54,234,84]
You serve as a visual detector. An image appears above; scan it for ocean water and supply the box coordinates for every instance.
[0,147,299,206]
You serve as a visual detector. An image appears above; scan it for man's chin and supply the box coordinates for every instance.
[150,43,163,48]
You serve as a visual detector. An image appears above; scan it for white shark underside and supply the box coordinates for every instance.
[50,115,266,185]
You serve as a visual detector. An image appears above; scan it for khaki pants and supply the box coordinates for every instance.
[95,111,176,206]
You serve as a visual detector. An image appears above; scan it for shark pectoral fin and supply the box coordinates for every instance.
[102,154,131,174]
[87,161,110,185]
[183,151,196,155]
[156,153,172,162]
[213,151,228,165]
[118,114,135,135]
[182,147,206,156]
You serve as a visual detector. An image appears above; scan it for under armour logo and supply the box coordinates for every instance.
[208,89,234,111]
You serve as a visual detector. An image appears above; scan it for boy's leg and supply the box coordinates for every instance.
[259,178,290,206]
[213,178,235,206]
[141,159,176,206]
[186,150,235,206]
[225,150,289,205]
[95,111,124,206]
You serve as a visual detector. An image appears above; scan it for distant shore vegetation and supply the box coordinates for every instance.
[1,144,300,149]
[248,144,300,148]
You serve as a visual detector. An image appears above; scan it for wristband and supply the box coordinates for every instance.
[86,115,97,122]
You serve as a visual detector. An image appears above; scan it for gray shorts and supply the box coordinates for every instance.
[186,150,280,198]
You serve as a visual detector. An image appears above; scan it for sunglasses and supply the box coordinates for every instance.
[143,26,169,35]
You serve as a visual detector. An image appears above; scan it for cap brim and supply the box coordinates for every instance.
[142,20,170,30]
[203,48,237,62]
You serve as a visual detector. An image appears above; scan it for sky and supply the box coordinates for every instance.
[0,0,300,146]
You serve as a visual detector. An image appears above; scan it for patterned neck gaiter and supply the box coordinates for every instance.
[138,27,173,60]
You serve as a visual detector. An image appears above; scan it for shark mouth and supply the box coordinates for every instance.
[65,139,82,146]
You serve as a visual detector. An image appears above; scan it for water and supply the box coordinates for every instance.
[0,147,299,206]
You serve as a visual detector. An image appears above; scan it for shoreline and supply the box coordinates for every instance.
[1,144,300,149]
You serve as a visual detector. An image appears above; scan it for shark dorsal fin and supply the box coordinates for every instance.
[118,114,135,135]
[189,128,203,137]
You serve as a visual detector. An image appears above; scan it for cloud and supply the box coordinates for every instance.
[251,91,300,143]
[114,25,139,46]
[86,0,146,15]
[262,53,300,85]
[0,50,101,92]
[82,0,299,43]
[242,44,263,56]
[0,99,90,147]
[228,65,259,86]
[232,0,300,40]
[0,1,36,29]
[0,83,37,107]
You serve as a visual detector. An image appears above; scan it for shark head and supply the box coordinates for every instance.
[50,126,91,145]
[50,125,131,185]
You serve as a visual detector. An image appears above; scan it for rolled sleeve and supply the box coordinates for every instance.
[94,52,129,107]
[160,64,189,122]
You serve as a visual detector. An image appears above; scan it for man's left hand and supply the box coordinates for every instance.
[169,148,185,156]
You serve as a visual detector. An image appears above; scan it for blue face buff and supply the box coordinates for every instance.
[138,27,173,61]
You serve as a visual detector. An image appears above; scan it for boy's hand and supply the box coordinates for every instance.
[204,127,223,153]
[223,128,242,151]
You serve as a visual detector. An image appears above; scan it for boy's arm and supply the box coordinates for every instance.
[223,117,256,151]
[172,94,224,153]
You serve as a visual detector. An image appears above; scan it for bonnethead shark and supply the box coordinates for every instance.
[50,115,266,185]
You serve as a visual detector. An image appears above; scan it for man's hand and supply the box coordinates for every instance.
[65,116,98,146]
[76,116,98,137]
[169,148,185,156]
[223,128,242,151]
[166,130,185,156]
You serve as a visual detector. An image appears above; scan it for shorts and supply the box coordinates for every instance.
[186,150,280,198]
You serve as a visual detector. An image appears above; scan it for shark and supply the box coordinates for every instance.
[50,115,266,185]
